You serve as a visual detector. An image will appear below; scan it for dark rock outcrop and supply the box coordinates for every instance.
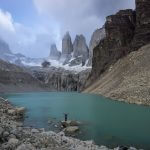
[49,44,61,60]
[132,0,150,49]
[88,9,136,83]
[87,0,150,86]
[105,9,136,46]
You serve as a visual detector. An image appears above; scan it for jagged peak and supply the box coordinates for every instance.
[74,34,87,44]
[63,31,71,40]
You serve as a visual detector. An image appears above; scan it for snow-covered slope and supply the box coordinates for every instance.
[0,51,43,67]
[46,58,91,72]
[0,38,43,67]
[0,38,91,72]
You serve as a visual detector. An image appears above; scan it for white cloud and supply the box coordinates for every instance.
[33,0,135,44]
[0,9,57,58]
[0,9,15,32]
[33,0,102,43]
[0,0,135,58]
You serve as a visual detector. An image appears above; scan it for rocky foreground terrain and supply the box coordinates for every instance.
[85,0,150,105]
[0,97,140,150]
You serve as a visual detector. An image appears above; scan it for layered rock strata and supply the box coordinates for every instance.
[87,0,150,86]
[84,0,150,105]
[32,67,91,92]
[132,0,150,49]
[88,9,136,84]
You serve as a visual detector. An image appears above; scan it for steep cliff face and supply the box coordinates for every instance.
[32,67,91,92]
[84,0,150,105]
[88,27,106,66]
[132,0,150,49]
[87,0,150,85]
[88,9,136,83]
[60,32,73,64]
[71,35,89,66]
[59,32,89,67]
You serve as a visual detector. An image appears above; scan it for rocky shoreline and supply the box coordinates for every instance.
[0,97,141,150]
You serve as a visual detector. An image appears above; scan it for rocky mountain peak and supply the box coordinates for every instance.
[73,34,89,62]
[62,32,73,55]
[59,32,73,64]
[49,44,61,60]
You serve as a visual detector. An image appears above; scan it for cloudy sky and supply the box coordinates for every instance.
[0,0,135,58]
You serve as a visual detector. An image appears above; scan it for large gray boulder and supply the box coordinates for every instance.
[60,32,73,64]
[72,34,89,66]
[87,27,106,66]
[64,126,79,134]
[49,44,61,60]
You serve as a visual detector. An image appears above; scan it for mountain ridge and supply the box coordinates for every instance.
[84,0,150,105]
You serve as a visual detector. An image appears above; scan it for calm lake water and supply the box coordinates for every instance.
[1,92,150,149]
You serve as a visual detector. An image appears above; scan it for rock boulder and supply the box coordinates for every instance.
[64,126,79,134]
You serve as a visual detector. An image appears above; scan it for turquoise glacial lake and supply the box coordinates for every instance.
[1,92,150,149]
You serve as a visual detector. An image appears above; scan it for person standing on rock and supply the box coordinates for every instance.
[64,113,68,121]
